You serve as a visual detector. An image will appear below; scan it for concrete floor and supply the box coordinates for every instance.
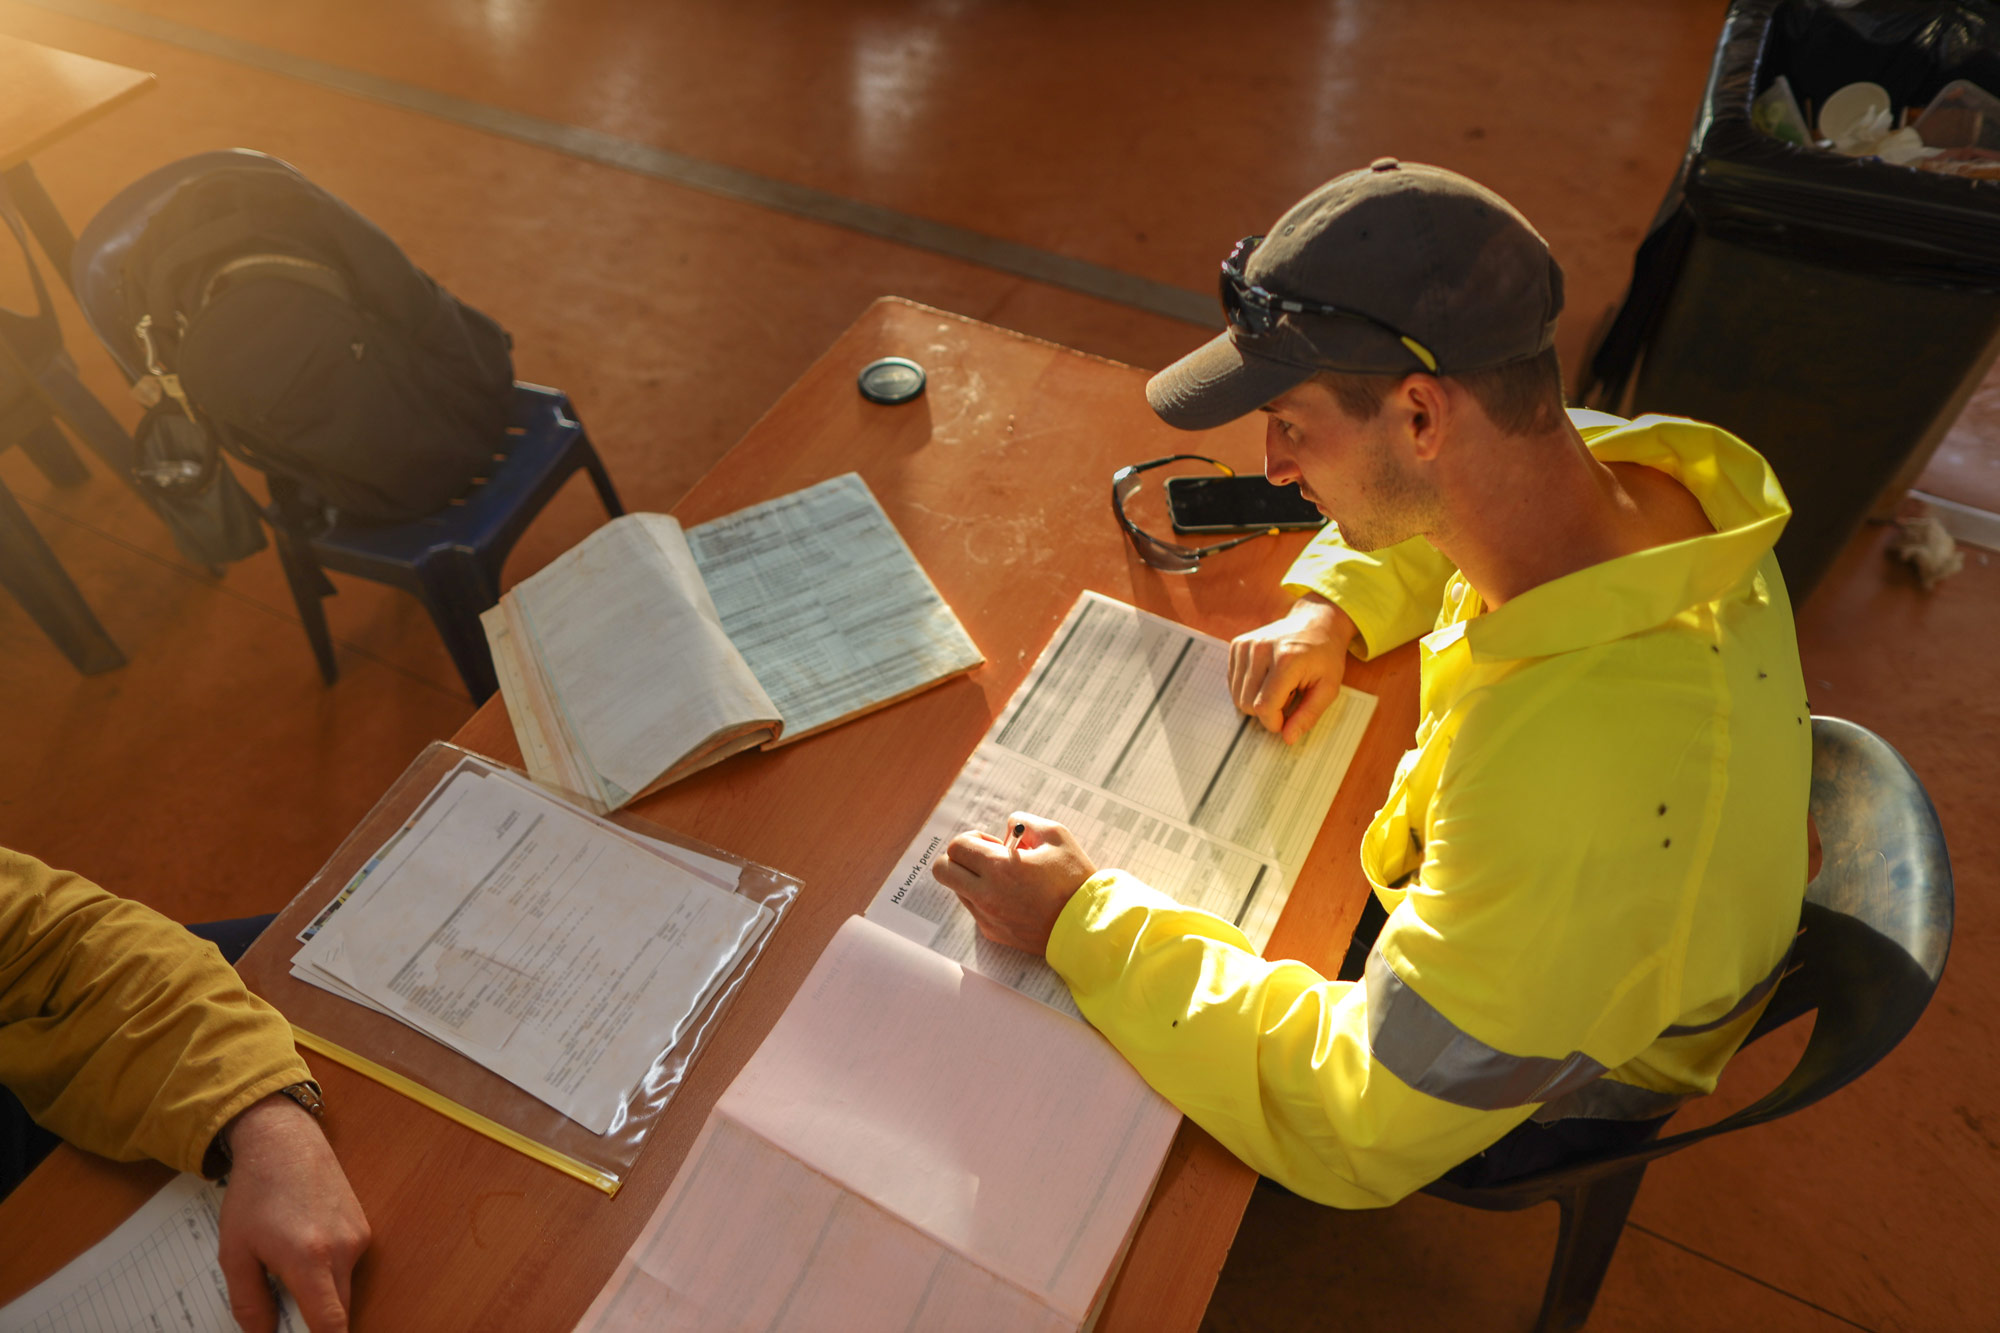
[0,1,1994,1328]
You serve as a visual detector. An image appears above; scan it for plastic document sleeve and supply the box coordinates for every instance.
[234,742,801,1195]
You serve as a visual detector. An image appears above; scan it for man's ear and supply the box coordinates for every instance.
[1401,374,1450,461]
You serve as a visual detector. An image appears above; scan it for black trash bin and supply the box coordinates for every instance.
[1579,0,2000,601]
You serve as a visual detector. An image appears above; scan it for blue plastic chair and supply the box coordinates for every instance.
[69,149,622,700]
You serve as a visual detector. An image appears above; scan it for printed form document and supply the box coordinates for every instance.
[869,591,1376,1014]
[0,1175,299,1333]
[582,593,1376,1329]
[683,473,983,743]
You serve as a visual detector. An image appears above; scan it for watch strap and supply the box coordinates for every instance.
[273,1081,325,1121]
[203,1081,326,1177]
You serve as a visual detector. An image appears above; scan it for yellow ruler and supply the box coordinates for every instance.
[291,1024,622,1196]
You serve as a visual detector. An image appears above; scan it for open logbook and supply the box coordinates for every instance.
[484,473,983,814]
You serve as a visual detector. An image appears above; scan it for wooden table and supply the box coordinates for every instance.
[0,298,1419,1329]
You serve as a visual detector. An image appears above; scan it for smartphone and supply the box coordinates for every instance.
[1165,474,1324,534]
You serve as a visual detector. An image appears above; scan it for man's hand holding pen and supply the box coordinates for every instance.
[931,814,1097,955]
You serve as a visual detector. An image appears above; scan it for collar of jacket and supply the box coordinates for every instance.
[1437,413,1792,668]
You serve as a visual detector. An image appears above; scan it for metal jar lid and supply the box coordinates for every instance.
[857,356,927,404]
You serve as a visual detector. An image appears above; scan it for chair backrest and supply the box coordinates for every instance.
[69,148,300,382]
[1482,715,1953,1195]
[1692,716,1953,1132]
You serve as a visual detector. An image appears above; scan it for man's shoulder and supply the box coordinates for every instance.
[1444,640,1730,806]
[1469,624,1725,720]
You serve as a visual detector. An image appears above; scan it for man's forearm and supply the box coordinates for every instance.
[0,852,309,1174]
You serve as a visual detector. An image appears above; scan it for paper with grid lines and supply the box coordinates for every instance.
[869,591,1375,1014]
[0,1174,300,1333]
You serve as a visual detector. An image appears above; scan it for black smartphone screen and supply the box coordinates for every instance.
[1165,474,1324,534]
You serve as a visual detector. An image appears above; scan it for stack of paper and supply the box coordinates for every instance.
[290,759,774,1134]
[484,473,985,814]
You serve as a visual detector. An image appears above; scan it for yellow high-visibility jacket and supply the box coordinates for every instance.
[0,848,307,1176]
[1048,412,1810,1208]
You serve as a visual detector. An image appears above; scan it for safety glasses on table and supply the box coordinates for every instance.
[1111,454,1280,574]
[1220,235,1440,373]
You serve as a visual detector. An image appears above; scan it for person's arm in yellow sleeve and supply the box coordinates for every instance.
[929,817,1535,1208]
[1047,871,1536,1207]
[1281,525,1458,661]
[1,849,370,1332]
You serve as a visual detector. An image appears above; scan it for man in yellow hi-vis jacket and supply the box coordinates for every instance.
[931,160,1809,1208]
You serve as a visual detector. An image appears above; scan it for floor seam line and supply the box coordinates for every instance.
[12,487,470,701]
[8,0,1216,329]
[1625,1221,1878,1331]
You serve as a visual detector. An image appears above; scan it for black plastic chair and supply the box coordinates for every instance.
[1422,715,1953,1331]
[68,149,623,700]
[0,189,136,674]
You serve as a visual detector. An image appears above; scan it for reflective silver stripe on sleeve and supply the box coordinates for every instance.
[1365,938,1798,1115]
[1363,948,1608,1111]
[1530,1078,1689,1124]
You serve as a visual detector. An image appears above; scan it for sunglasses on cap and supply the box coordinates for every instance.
[1219,235,1439,373]
[1112,455,1287,574]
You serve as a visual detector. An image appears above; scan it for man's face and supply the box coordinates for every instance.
[1258,379,1437,552]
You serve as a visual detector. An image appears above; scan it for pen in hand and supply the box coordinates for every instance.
[1004,821,1026,853]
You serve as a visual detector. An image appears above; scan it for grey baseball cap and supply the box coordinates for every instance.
[1147,158,1565,430]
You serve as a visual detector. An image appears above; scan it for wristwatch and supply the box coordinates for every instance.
[203,1081,325,1177]
[272,1080,325,1122]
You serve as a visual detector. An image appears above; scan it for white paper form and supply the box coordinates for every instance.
[0,1175,299,1333]
[289,761,748,1025]
[295,758,743,945]
[685,473,983,742]
[292,767,771,1133]
[869,592,1375,1014]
